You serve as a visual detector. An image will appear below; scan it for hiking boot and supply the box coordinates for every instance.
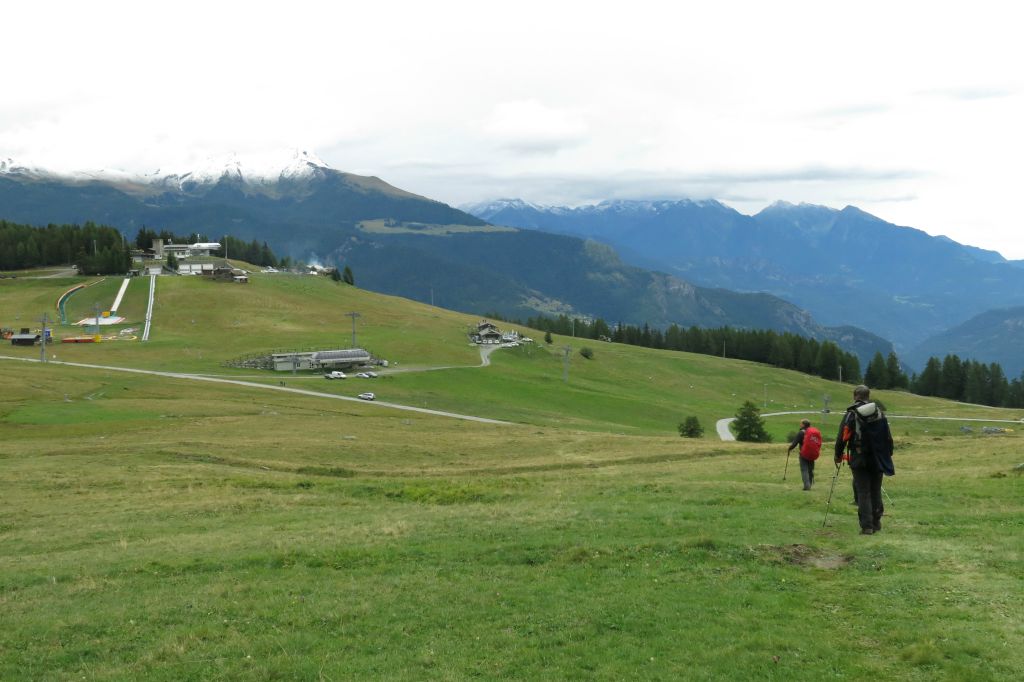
[872,520,882,532]
[860,527,874,535]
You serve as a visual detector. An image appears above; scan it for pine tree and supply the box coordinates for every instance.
[815,341,841,380]
[885,352,908,389]
[940,355,966,400]
[914,357,943,396]
[342,265,354,285]
[678,416,704,438]
[733,401,771,442]
[864,352,889,389]
[768,335,796,369]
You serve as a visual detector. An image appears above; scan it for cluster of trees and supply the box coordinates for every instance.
[330,265,355,285]
[518,313,863,384]
[134,228,285,268]
[911,354,1024,408]
[216,236,283,268]
[0,220,131,274]
[863,351,910,390]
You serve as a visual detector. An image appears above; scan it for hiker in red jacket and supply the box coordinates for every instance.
[787,419,822,490]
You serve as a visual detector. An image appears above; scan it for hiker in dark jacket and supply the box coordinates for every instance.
[787,419,821,490]
[834,385,894,535]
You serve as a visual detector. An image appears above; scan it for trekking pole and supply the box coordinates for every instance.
[882,486,894,507]
[823,461,843,527]
[783,449,791,481]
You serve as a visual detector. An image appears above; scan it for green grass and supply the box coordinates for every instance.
[1,362,1021,680]
[2,271,1022,679]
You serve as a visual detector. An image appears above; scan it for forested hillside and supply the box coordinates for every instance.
[0,220,130,275]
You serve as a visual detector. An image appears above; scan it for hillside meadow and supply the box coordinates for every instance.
[2,270,1022,679]
[4,270,1022,438]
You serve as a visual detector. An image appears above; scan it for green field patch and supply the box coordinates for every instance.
[347,480,507,505]
[4,399,158,425]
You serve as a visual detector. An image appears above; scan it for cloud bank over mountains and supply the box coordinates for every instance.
[4,2,1023,256]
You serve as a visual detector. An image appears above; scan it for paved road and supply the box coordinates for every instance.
[0,355,512,425]
[33,268,78,278]
[716,411,815,441]
[716,410,1022,442]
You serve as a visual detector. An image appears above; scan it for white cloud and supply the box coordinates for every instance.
[3,1,1024,257]
[482,101,588,154]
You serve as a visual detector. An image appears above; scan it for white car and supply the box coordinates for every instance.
[324,371,347,379]
[355,372,370,378]
[357,392,375,401]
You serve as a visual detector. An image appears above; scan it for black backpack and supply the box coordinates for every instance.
[852,402,895,475]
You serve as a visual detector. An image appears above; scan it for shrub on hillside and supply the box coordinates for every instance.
[579,347,594,360]
[679,416,703,438]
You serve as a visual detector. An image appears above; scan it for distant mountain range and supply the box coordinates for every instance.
[0,154,891,363]
[463,198,1024,363]
[906,306,1024,377]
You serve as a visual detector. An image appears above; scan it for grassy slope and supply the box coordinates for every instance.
[4,272,1021,438]
[2,271,1022,679]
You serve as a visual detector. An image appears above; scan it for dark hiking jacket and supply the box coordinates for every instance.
[834,401,895,473]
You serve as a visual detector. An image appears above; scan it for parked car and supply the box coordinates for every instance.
[355,372,369,378]
[324,371,347,379]
[357,392,375,401]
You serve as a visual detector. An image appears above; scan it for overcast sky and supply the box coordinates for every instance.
[5,1,1023,256]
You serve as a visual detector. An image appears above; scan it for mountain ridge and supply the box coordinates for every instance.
[0,157,891,363]
[465,197,1024,357]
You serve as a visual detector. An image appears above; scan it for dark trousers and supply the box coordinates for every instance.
[851,467,884,530]
[799,457,815,489]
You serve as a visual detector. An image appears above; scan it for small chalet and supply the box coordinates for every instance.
[471,320,504,344]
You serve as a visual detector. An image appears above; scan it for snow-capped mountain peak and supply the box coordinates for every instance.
[0,150,335,193]
[0,156,50,178]
[460,197,548,215]
[136,149,335,193]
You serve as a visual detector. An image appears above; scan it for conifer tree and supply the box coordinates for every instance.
[885,352,908,389]
[733,401,771,442]
[864,352,889,389]
[678,416,704,438]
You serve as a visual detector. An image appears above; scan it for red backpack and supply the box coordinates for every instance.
[800,427,822,461]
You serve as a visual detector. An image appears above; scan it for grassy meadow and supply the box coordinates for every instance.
[2,270,1023,679]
